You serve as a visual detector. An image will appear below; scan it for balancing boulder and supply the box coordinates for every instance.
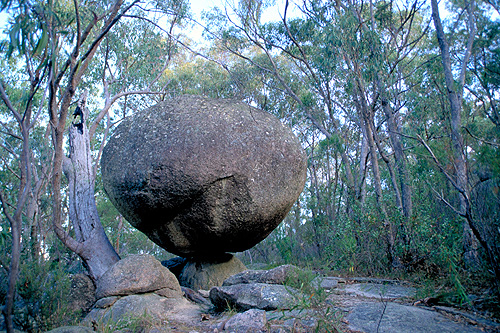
[101,95,306,258]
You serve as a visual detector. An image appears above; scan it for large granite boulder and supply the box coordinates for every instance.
[101,95,307,258]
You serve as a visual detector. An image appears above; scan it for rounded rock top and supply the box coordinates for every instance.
[101,95,307,258]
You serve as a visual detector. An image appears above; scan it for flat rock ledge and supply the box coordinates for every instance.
[222,264,301,286]
[210,282,300,312]
[206,269,493,332]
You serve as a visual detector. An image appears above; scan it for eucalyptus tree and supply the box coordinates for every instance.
[0,53,39,333]
[202,0,430,268]
[0,0,190,330]
[430,0,500,284]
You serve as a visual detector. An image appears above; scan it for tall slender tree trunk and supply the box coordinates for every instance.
[62,93,120,281]
[431,0,480,266]
[355,78,397,267]
[356,129,369,206]
[377,81,412,218]
[0,123,31,333]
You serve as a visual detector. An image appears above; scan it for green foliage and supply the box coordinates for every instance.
[281,268,343,332]
[92,310,159,333]
[11,259,80,331]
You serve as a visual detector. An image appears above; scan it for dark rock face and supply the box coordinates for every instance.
[161,256,188,278]
[101,95,307,257]
[68,274,96,313]
[179,255,247,290]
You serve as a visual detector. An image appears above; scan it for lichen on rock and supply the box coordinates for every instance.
[101,95,307,258]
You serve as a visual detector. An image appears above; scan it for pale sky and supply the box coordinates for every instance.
[187,0,302,43]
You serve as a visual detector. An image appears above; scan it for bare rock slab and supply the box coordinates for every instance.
[101,95,307,258]
[342,283,416,300]
[347,302,484,333]
[46,327,94,333]
[96,254,182,299]
[210,283,300,311]
[84,293,200,329]
[223,264,301,286]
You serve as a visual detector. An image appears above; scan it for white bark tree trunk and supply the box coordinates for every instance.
[63,92,119,281]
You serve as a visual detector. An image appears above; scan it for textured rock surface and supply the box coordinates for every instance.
[210,283,299,311]
[223,309,268,332]
[68,274,95,313]
[343,282,416,300]
[179,255,247,290]
[46,326,94,333]
[83,293,200,329]
[222,264,301,286]
[347,302,484,333]
[95,254,181,299]
[101,95,307,257]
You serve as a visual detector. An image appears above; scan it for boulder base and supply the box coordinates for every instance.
[83,293,199,330]
[179,255,247,290]
[101,95,307,257]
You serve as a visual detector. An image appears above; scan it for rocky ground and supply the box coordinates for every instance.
[48,272,499,333]
[177,276,500,333]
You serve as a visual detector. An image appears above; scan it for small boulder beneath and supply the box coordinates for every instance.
[181,286,211,305]
[179,254,247,290]
[210,283,299,311]
[223,309,268,332]
[95,254,182,300]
